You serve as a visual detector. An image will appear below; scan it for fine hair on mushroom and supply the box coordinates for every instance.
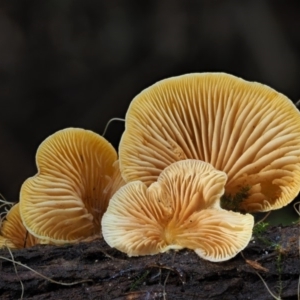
[119,73,300,212]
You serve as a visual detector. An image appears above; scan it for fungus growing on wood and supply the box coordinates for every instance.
[0,203,38,249]
[20,128,119,244]
[102,159,254,261]
[119,73,300,212]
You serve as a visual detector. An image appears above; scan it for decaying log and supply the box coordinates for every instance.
[0,224,298,300]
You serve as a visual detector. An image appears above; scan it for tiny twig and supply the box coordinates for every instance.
[255,211,271,225]
[102,118,125,137]
[293,201,300,216]
[163,270,169,300]
[241,251,281,300]
[0,198,15,226]
[0,193,8,202]
[0,254,93,286]
[254,271,281,300]
[295,99,300,109]
[255,252,277,262]
[97,248,126,261]
[6,244,24,300]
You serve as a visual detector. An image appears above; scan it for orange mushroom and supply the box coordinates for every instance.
[102,159,254,261]
[0,203,38,249]
[102,160,126,203]
[20,128,121,244]
[119,73,300,212]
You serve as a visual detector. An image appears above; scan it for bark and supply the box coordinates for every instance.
[0,224,298,300]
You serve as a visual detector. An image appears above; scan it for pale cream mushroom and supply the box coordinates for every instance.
[119,73,300,212]
[20,128,121,244]
[102,159,254,261]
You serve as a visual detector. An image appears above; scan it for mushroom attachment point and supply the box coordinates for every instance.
[119,73,300,212]
[102,159,254,261]
[20,128,118,244]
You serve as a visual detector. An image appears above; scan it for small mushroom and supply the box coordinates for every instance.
[102,159,254,261]
[20,128,118,244]
[119,73,300,212]
[0,203,38,248]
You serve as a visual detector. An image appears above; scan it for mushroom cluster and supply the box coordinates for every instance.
[1,72,300,263]
[103,73,300,261]
[102,159,254,261]
[118,73,300,212]
[0,128,125,247]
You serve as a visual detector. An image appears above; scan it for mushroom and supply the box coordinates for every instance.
[0,203,38,248]
[119,73,300,212]
[102,159,254,261]
[102,160,126,202]
[20,128,119,244]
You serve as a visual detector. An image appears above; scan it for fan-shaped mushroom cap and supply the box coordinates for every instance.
[102,159,254,261]
[119,73,300,212]
[20,128,117,244]
[0,203,38,248]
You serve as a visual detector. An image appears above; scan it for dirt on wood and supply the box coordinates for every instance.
[0,224,299,300]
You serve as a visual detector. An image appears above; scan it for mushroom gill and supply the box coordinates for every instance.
[119,73,300,212]
[102,159,254,261]
[20,128,118,244]
[0,203,38,249]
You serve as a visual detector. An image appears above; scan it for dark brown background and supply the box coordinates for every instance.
[0,0,300,211]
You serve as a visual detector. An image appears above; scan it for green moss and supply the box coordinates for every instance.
[253,222,269,236]
[129,270,150,291]
[220,185,251,212]
[252,222,274,246]
[274,244,284,297]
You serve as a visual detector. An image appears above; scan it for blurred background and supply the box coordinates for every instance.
[0,0,299,223]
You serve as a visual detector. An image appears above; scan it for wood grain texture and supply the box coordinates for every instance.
[0,224,298,299]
